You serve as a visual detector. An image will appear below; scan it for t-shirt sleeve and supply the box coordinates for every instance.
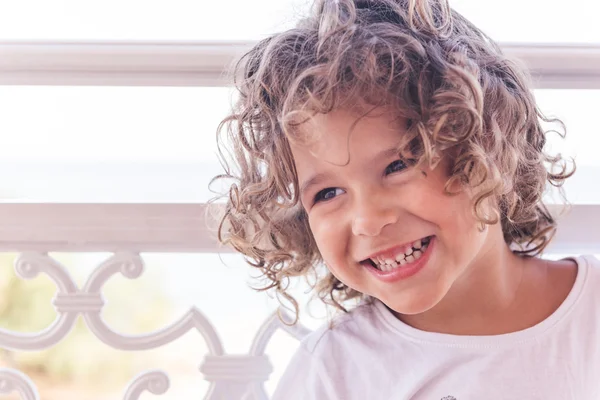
[271,343,338,400]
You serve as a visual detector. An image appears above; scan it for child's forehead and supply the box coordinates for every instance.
[288,107,410,164]
[289,106,407,143]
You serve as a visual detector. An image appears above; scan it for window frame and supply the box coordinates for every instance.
[0,41,599,88]
[0,40,598,254]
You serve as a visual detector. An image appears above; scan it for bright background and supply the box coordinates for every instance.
[0,0,598,399]
[0,0,598,43]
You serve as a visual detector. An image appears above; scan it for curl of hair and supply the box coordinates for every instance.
[211,0,575,324]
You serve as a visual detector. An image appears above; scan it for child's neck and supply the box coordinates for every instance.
[394,227,577,336]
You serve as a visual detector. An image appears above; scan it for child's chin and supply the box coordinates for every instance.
[382,292,444,316]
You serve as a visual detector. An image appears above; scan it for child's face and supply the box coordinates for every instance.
[291,108,492,315]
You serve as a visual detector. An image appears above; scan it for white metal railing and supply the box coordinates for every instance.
[0,202,596,398]
[0,203,596,254]
[0,250,311,399]
[0,41,598,88]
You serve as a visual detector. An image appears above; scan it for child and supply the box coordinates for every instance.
[214,0,600,398]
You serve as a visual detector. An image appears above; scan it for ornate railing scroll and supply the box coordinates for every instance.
[0,368,40,400]
[241,311,312,400]
[0,251,311,399]
[122,370,170,400]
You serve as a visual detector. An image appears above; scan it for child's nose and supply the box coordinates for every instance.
[351,192,399,237]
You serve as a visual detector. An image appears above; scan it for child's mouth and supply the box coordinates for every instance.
[363,236,433,272]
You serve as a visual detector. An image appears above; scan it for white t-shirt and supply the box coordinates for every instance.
[272,255,600,400]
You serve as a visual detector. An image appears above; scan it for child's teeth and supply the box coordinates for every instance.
[370,237,432,271]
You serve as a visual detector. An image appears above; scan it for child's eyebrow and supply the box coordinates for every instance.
[300,173,329,199]
[377,146,403,160]
[299,146,402,198]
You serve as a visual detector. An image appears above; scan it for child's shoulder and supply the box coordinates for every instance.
[582,254,600,268]
[575,254,600,282]
[565,255,600,318]
[300,300,385,356]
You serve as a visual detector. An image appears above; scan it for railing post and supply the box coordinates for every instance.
[199,354,273,400]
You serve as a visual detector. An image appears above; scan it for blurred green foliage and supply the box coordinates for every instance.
[0,253,173,388]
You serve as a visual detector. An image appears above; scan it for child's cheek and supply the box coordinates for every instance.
[308,214,352,269]
[307,214,338,256]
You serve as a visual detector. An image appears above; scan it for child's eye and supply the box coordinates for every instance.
[314,188,344,204]
[385,159,408,175]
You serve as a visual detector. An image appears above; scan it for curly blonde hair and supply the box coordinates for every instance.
[212,0,574,323]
